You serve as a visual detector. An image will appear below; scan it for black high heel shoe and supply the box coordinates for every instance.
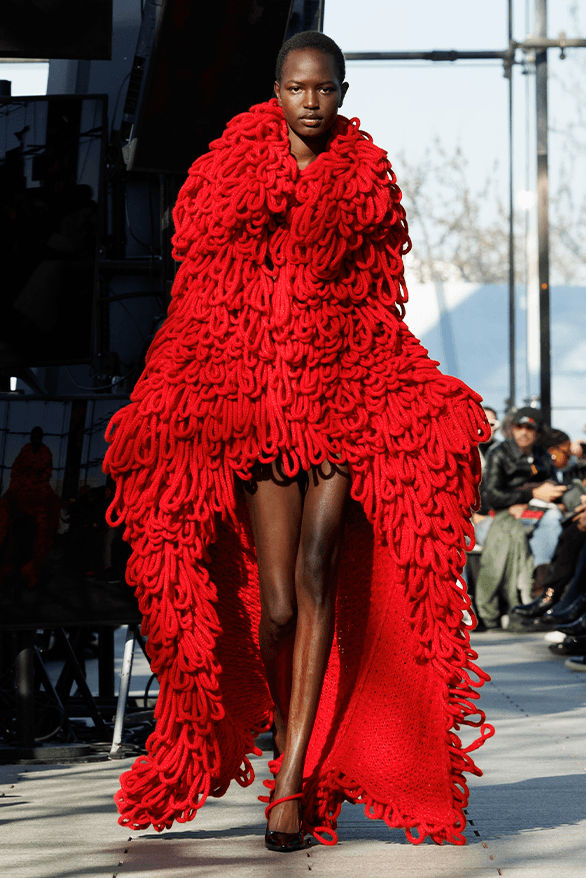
[264,792,305,852]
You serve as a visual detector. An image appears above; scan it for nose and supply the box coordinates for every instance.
[304,89,319,108]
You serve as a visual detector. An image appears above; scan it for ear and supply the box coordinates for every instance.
[274,80,282,104]
[339,81,349,107]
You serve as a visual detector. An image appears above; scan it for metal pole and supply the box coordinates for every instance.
[110,625,136,756]
[507,0,515,411]
[15,631,35,748]
[535,0,551,424]
[344,50,507,62]
[61,399,88,502]
[316,0,325,32]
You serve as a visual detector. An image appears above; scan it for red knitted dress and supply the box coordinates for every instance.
[104,99,493,846]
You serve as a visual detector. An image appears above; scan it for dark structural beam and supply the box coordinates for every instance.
[535,0,551,425]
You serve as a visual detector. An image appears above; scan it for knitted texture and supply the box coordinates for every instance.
[104,99,493,846]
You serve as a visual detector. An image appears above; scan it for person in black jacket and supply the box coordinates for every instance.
[482,408,565,572]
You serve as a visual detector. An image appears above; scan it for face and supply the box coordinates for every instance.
[274,48,348,150]
[548,440,572,469]
[512,424,537,453]
[484,408,499,440]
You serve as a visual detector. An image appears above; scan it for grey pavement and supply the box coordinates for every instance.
[2,629,586,877]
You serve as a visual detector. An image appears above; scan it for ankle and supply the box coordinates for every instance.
[274,761,302,797]
[267,793,302,833]
[273,728,287,760]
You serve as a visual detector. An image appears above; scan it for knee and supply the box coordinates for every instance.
[533,507,563,538]
[540,507,563,525]
[261,592,297,640]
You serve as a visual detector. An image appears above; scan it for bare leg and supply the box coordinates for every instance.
[243,460,304,759]
[268,460,351,833]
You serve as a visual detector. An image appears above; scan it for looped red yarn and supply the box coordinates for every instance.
[104,99,493,846]
[310,826,339,846]
[264,792,304,821]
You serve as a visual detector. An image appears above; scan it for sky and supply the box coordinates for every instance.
[323,0,584,200]
[325,0,512,177]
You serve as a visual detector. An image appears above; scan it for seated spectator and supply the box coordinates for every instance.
[482,409,566,576]
[478,405,501,470]
[541,428,586,485]
[539,500,586,668]
[513,499,586,625]
[473,407,566,629]
[512,433,586,623]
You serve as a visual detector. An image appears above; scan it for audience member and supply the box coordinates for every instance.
[473,408,565,629]
[478,405,501,470]
[542,429,586,482]
[522,499,586,671]
[484,410,565,574]
[511,430,586,619]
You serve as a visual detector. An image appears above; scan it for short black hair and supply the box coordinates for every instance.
[541,427,570,448]
[275,31,346,84]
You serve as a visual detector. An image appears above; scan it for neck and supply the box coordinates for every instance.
[287,127,329,169]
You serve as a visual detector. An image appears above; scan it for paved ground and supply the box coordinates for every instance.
[2,629,586,878]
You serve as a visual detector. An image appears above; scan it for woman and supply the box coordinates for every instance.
[543,429,586,485]
[512,428,586,622]
[105,31,492,852]
[478,405,500,470]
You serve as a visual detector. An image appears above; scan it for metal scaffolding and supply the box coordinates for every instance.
[344,0,586,424]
